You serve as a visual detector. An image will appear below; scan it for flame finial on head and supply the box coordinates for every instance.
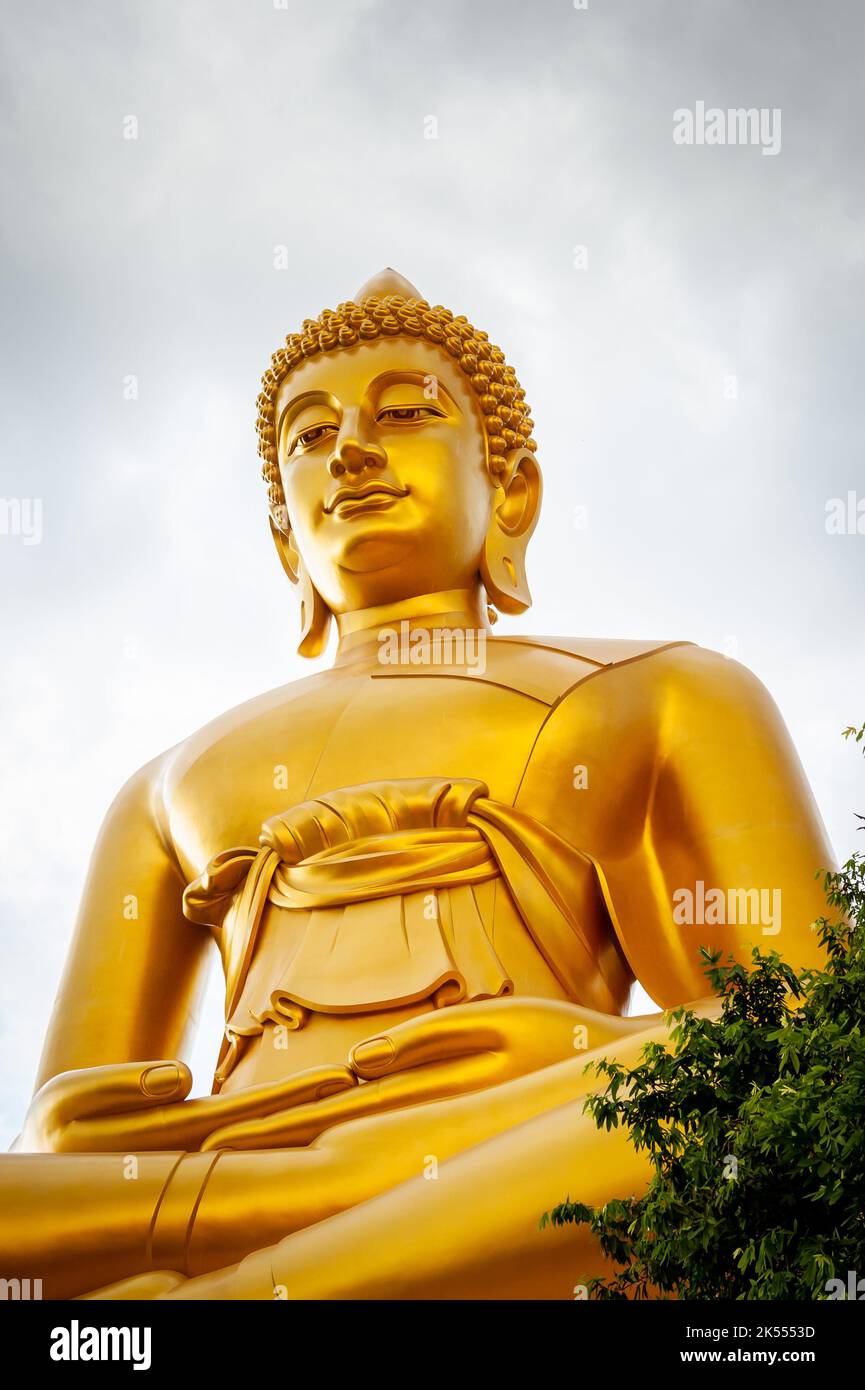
[353,267,423,301]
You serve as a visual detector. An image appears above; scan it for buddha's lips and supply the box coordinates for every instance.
[325,482,409,515]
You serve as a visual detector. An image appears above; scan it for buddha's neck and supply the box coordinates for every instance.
[334,587,491,667]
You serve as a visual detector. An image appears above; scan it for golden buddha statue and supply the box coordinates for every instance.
[0,269,832,1300]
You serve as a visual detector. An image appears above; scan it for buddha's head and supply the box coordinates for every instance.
[255,269,541,655]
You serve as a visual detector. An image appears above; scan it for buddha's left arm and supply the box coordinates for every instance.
[597,645,835,1007]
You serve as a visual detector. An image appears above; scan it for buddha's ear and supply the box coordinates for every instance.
[480,448,543,615]
[269,512,302,584]
[269,515,332,658]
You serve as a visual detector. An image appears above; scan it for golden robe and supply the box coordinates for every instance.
[183,776,632,1087]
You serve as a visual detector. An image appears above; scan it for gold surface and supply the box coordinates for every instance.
[0,270,833,1299]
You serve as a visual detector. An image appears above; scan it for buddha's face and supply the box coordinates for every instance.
[274,339,495,613]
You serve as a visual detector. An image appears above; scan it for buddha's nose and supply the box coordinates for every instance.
[328,422,386,478]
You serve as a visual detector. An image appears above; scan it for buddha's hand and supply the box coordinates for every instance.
[16,1059,357,1154]
[201,996,645,1151]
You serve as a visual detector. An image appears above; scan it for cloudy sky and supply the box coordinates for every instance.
[1,0,863,1146]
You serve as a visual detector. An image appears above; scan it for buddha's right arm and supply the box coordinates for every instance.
[33,756,213,1090]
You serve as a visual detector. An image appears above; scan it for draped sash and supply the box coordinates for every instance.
[183,777,628,1085]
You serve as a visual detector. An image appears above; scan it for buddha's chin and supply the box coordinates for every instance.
[333,528,416,575]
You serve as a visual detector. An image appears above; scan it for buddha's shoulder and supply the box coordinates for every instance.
[159,637,761,766]
[116,639,778,865]
[481,636,780,744]
[155,666,337,804]
[481,633,723,706]
[492,634,683,665]
[502,636,780,744]
[147,638,773,805]
[486,633,690,690]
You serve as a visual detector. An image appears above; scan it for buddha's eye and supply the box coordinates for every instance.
[290,423,338,454]
[376,405,445,426]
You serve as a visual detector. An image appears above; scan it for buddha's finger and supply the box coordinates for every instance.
[34,1060,194,1131]
[200,1052,500,1151]
[348,1007,504,1080]
[61,1063,358,1152]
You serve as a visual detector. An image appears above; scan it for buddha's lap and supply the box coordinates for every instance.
[218,981,584,1092]
[218,999,439,1091]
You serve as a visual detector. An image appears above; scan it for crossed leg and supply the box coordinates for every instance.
[85,1025,661,1300]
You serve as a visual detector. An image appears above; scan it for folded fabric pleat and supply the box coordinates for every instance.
[182,776,628,1086]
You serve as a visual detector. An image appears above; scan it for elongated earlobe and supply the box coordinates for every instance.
[480,449,542,615]
[269,518,332,658]
[296,565,332,657]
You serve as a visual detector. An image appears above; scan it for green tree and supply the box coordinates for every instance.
[543,724,865,1300]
